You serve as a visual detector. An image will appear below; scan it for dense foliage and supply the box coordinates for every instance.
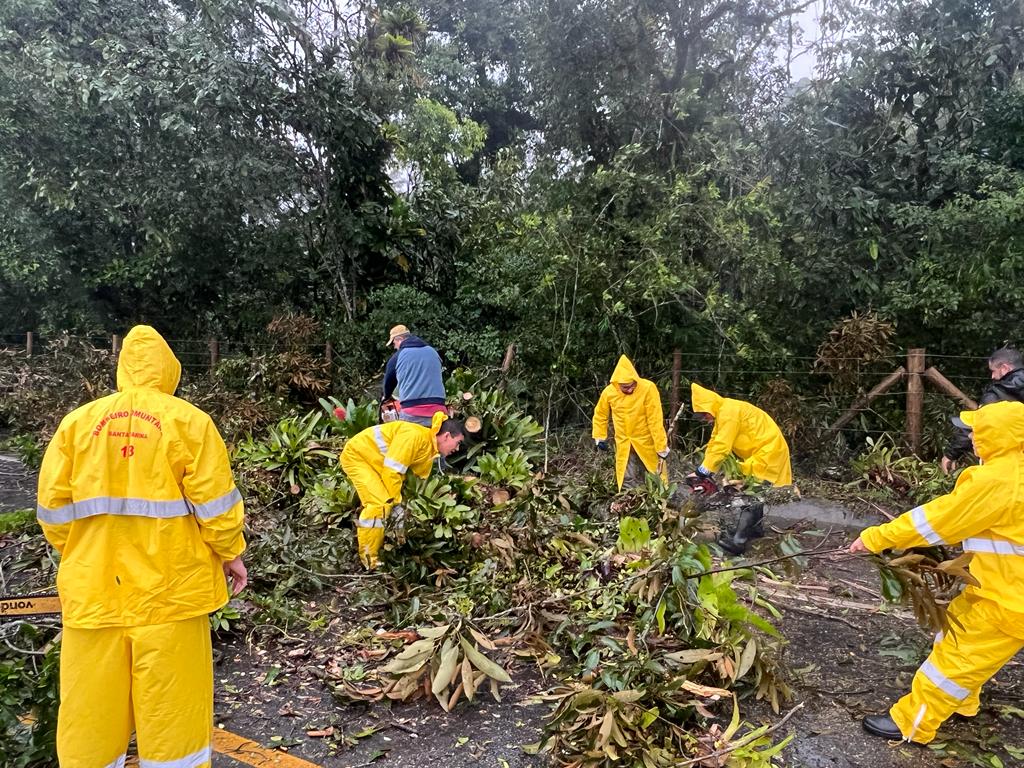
[1,363,800,766]
[3,0,1022,405]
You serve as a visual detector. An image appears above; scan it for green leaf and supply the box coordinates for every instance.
[431,641,460,695]
[617,516,651,553]
[458,636,512,683]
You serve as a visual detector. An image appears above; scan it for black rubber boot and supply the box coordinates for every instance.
[717,502,765,555]
[862,714,903,740]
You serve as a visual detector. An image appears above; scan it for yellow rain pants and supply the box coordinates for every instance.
[858,401,1024,744]
[592,356,669,490]
[889,598,1024,743]
[931,592,982,718]
[58,614,213,768]
[341,449,391,568]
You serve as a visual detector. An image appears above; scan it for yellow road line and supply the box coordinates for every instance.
[211,728,323,768]
[25,720,322,768]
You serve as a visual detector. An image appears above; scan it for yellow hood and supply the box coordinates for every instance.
[430,409,446,435]
[691,382,723,417]
[116,325,181,394]
[961,401,1024,461]
[610,355,640,385]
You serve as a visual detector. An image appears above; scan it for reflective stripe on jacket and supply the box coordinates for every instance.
[36,325,245,628]
[339,414,442,504]
[862,400,1024,615]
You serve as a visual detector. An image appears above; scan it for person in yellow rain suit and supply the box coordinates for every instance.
[341,412,466,568]
[591,355,670,490]
[851,400,1024,745]
[36,325,247,768]
[690,382,792,554]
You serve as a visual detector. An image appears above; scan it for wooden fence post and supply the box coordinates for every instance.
[827,367,906,433]
[906,348,925,454]
[25,331,34,358]
[209,339,220,369]
[669,350,682,443]
[923,367,978,410]
[112,334,121,356]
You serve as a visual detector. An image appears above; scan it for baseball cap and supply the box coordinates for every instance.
[951,410,978,431]
[387,324,409,346]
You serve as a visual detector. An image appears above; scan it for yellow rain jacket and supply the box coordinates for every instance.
[691,383,792,486]
[36,326,246,629]
[340,413,442,567]
[861,400,1024,612]
[592,356,669,489]
[859,400,1024,743]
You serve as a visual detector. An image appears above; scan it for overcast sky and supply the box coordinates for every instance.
[787,0,823,81]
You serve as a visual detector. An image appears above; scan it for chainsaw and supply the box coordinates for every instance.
[380,399,400,423]
[685,474,719,497]
[0,593,62,619]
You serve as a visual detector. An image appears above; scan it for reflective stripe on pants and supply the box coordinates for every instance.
[340,451,392,569]
[889,596,1024,744]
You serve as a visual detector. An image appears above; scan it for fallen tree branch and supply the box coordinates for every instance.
[676,702,806,767]
[481,546,855,622]
[775,602,862,631]
[697,546,851,578]
[857,497,897,521]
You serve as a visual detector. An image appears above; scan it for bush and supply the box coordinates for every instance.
[0,630,60,767]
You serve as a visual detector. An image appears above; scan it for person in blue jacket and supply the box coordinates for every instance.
[382,324,448,427]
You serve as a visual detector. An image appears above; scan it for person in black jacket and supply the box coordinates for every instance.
[941,347,1024,474]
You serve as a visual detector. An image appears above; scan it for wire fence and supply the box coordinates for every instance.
[0,332,996,450]
[0,333,339,373]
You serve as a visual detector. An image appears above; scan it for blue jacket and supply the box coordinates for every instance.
[382,336,446,406]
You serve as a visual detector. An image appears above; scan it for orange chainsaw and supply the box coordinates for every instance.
[0,593,62,619]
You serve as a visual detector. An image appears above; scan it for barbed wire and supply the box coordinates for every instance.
[0,332,1003,412]
[0,332,1002,361]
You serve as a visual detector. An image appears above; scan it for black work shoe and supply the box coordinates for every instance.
[717,530,742,555]
[717,503,765,555]
[862,714,903,741]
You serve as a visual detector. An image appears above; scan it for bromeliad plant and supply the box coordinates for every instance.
[451,384,545,462]
[234,411,338,493]
[319,396,379,439]
[383,474,483,582]
[473,446,534,489]
[301,463,359,526]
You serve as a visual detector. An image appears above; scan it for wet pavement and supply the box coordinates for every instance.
[0,453,35,513]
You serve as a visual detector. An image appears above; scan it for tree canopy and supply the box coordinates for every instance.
[3,0,1023,395]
